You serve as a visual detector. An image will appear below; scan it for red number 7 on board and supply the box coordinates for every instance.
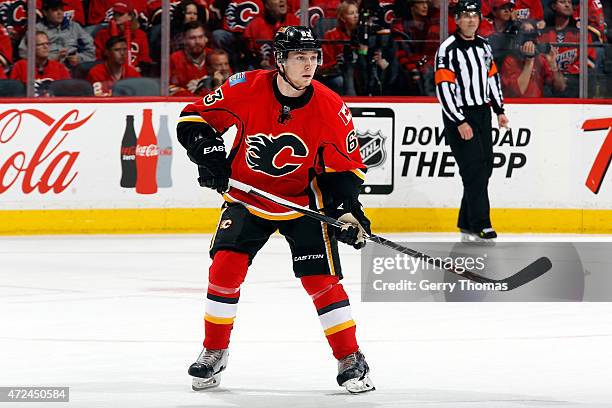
[582,118,612,194]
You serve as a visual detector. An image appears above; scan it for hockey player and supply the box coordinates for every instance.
[176,25,375,394]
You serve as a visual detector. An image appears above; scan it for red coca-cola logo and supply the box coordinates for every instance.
[136,144,159,157]
[0,109,93,194]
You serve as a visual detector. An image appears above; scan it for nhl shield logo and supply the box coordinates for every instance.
[357,130,386,168]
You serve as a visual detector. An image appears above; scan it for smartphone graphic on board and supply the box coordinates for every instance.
[350,107,395,194]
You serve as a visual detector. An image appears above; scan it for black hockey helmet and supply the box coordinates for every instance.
[454,0,481,17]
[273,26,323,66]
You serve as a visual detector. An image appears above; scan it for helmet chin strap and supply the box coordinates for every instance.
[277,63,308,91]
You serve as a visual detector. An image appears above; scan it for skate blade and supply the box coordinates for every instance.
[192,375,221,391]
[460,233,496,246]
[342,375,375,394]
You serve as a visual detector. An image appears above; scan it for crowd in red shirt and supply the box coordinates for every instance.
[0,0,609,97]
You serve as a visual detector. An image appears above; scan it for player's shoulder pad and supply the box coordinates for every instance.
[311,80,352,127]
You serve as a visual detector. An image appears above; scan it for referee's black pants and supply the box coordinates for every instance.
[443,105,494,233]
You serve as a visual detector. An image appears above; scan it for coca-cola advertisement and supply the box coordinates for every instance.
[120,109,173,194]
[0,108,93,195]
[0,104,194,213]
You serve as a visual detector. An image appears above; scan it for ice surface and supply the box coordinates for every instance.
[1,234,611,408]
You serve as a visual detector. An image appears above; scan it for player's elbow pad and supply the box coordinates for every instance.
[176,120,218,150]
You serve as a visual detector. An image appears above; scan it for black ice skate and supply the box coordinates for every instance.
[336,350,375,394]
[188,348,229,390]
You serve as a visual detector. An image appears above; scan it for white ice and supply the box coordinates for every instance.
[1,233,611,408]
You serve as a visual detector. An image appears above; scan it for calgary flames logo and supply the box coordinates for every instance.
[226,1,260,30]
[245,133,308,177]
[0,0,26,30]
[380,2,395,25]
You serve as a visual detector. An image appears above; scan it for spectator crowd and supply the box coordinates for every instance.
[0,0,609,97]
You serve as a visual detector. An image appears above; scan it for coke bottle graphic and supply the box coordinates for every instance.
[120,115,137,188]
[156,115,173,188]
[135,109,158,194]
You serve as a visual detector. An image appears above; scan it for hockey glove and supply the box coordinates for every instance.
[316,171,371,249]
[188,135,229,194]
[335,196,371,250]
[177,119,230,193]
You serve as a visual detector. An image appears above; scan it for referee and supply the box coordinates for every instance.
[434,0,509,242]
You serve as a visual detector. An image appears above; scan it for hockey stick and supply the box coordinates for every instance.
[227,179,552,291]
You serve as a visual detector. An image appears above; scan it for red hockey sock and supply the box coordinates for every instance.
[301,275,359,360]
[203,250,249,350]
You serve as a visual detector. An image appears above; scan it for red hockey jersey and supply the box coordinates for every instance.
[10,59,71,81]
[481,0,543,21]
[170,49,211,95]
[501,54,554,97]
[288,0,391,27]
[179,69,366,219]
[0,0,27,38]
[10,59,70,95]
[393,18,439,72]
[0,23,12,68]
[87,62,141,96]
[513,0,544,21]
[539,26,596,75]
[574,0,605,42]
[244,14,299,63]
[321,27,350,71]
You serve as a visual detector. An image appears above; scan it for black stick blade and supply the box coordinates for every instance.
[500,257,553,291]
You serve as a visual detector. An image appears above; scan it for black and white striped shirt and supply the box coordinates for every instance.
[434,33,504,124]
